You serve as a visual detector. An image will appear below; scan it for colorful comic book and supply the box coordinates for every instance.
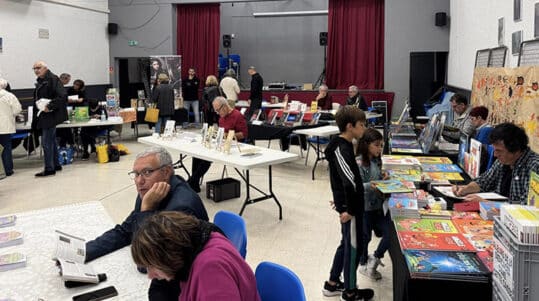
[0,252,26,272]
[381,156,421,170]
[414,156,453,164]
[418,208,453,219]
[391,148,423,154]
[403,250,489,275]
[398,231,476,251]
[528,171,539,207]
[451,211,482,220]
[476,251,493,272]
[0,231,23,248]
[452,219,494,235]
[372,180,415,194]
[425,172,464,181]
[421,164,463,173]
[463,233,494,253]
[394,218,459,233]
[388,169,423,182]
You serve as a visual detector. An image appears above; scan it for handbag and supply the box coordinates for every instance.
[96,144,109,163]
[144,107,159,123]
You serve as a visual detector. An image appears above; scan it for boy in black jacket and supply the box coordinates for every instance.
[323,106,374,301]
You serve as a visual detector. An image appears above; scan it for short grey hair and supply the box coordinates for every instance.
[136,146,173,166]
[319,84,328,91]
[225,68,236,77]
[0,78,7,90]
[248,66,256,71]
[213,96,229,107]
[348,85,358,92]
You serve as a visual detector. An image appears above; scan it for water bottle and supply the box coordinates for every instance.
[100,110,106,121]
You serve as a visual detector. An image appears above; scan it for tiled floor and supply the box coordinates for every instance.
[0,124,393,300]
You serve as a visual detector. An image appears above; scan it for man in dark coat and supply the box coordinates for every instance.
[32,61,67,177]
[247,66,263,117]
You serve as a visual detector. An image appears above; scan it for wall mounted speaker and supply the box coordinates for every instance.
[435,12,447,27]
[223,34,232,48]
[319,32,328,46]
[108,23,118,35]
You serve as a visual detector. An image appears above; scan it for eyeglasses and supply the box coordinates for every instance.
[214,104,225,112]
[32,67,42,70]
[127,165,166,180]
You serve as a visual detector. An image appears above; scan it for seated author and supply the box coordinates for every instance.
[85,146,209,301]
[188,97,248,193]
[452,123,539,204]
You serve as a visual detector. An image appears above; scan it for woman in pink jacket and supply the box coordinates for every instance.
[132,211,261,301]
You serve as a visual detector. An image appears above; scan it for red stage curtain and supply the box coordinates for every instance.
[176,3,220,82]
[326,0,384,90]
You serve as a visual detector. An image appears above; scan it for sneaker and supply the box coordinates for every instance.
[361,254,383,280]
[340,288,375,301]
[322,280,345,297]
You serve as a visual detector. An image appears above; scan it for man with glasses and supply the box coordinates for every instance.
[31,61,68,177]
[442,93,474,143]
[188,97,248,192]
[85,146,208,300]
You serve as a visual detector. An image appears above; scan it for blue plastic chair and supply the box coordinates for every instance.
[255,261,307,301]
[486,144,495,170]
[213,210,247,258]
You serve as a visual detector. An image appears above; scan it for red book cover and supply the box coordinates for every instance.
[453,201,480,212]
[397,231,476,252]
[451,211,482,220]
[452,219,494,235]
[476,251,494,272]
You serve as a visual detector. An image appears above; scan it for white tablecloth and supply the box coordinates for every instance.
[0,202,148,300]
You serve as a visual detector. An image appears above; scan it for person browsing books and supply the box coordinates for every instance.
[469,106,493,145]
[85,146,209,301]
[442,93,474,143]
[132,211,261,301]
[452,123,539,204]
[356,128,390,281]
[323,105,374,301]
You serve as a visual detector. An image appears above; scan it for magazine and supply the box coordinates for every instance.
[394,218,459,233]
[397,231,476,252]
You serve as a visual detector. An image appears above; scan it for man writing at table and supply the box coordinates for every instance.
[85,146,209,301]
[188,96,248,192]
[452,123,539,204]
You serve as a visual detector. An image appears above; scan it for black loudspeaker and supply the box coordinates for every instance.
[108,23,118,35]
[223,34,231,48]
[435,12,447,26]
[319,32,328,46]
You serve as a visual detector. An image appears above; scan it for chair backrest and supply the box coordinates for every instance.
[213,210,247,258]
[255,261,307,301]
[486,144,495,170]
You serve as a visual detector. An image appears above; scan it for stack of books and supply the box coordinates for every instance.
[479,201,502,221]
[499,205,539,244]
[0,215,26,272]
[389,194,420,219]
[382,155,421,171]
[0,230,23,248]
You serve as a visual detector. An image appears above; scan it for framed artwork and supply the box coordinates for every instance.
[512,31,522,55]
[498,17,504,46]
[535,3,539,38]
[514,0,521,21]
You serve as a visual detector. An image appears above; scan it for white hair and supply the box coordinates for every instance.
[349,85,358,92]
[135,146,173,166]
[0,78,7,90]
[213,96,229,107]
[319,84,328,91]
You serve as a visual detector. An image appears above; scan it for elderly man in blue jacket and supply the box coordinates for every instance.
[85,146,209,300]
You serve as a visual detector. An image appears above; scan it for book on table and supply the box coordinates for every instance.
[432,185,508,201]
[452,219,494,236]
[372,180,415,194]
[479,201,502,221]
[0,252,26,272]
[381,155,421,170]
[403,250,490,281]
[421,164,463,173]
[425,172,464,181]
[414,156,453,165]
[0,215,16,228]
[418,208,452,219]
[394,218,459,234]
[54,230,101,285]
[528,171,539,207]
[0,230,23,248]
[397,231,476,252]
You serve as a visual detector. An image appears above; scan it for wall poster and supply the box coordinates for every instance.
[471,66,539,153]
